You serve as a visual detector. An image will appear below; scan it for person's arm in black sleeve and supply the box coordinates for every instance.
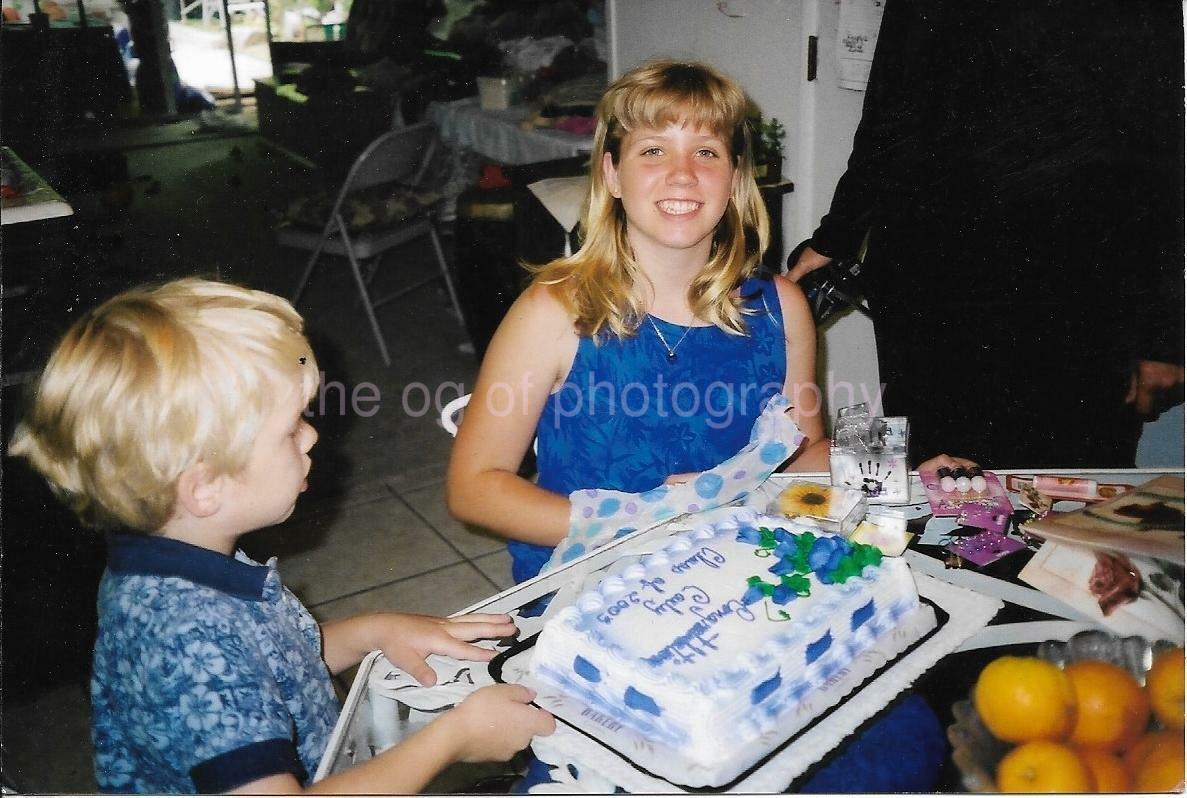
[791,0,939,280]
[1114,0,1184,416]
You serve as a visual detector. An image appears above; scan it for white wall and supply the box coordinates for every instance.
[796,0,881,424]
[608,0,804,265]
[608,0,881,427]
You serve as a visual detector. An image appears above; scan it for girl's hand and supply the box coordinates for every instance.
[442,684,555,763]
[375,613,518,686]
[664,472,698,485]
[916,453,979,472]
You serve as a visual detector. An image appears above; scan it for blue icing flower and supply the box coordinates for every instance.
[583,522,603,540]
[596,498,621,517]
[613,526,636,539]
[741,585,766,606]
[736,527,762,545]
[771,584,796,605]
[759,441,788,465]
[640,486,670,502]
[807,539,836,572]
[653,506,675,520]
[693,472,724,500]
[768,557,796,576]
[826,546,845,572]
[560,543,586,563]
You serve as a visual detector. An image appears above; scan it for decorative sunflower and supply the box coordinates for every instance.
[777,482,834,518]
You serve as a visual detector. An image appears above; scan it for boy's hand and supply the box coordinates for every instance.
[444,684,555,762]
[376,612,518,686]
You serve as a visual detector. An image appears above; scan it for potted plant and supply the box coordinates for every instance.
[749,112,786,183]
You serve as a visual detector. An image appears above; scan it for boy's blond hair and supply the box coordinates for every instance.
[9,278,320,533]
[531,58,771,338]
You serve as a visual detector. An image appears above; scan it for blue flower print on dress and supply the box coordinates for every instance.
[526,277,798,582]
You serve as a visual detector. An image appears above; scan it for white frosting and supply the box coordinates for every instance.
[529,509,922,771]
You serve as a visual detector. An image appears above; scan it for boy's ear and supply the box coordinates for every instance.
[175,462,224,519]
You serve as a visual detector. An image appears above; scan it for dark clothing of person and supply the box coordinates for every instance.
[810,0,1184,467]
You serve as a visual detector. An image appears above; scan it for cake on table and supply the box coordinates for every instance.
[527,510,937,786]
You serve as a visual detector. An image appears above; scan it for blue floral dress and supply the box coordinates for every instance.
[510,276,786,583]
[91,533,339,793]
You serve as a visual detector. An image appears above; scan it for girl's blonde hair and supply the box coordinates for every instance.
[532,58,771,338]
[9,278,320,533]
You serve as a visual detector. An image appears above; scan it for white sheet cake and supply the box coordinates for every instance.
[528,510,936,784]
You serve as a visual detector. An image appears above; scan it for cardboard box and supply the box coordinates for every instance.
[477,76,519,110]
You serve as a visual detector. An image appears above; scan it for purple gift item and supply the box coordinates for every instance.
[946,530,1026,567]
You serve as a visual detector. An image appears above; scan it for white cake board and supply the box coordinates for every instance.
[521,573,1001,792]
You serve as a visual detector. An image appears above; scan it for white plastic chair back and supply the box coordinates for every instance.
[440,393,471,438]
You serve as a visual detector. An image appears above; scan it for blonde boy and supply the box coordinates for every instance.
[10,278,552,793]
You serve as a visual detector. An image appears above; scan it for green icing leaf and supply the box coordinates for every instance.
[781,573,811,596]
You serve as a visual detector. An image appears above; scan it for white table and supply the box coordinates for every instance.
[316,469,1183,791]
[1,147,73,225]
[426,97,594,165]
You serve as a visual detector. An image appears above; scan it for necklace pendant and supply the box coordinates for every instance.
[666,351,677,362]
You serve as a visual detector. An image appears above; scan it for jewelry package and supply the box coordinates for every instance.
[829,404,910,504]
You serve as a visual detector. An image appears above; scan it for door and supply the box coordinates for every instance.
[793,0,886,423]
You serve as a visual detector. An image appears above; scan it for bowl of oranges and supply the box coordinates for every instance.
[948,630,1184,793]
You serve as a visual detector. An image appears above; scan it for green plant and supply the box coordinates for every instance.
[749,113,786,165]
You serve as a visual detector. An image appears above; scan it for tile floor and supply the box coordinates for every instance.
[2,125,522,792]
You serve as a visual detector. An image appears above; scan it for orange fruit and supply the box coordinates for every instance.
[973,656,1076,742]
[1077,747,1132,793]
[1124,730,1176,772]
[1147,647,1185,731]
[1064,659,1150,751]
[996,740,1094,793]
[1132,733,1185,792]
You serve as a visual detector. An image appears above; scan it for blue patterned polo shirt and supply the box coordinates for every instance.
[91,534,340,793]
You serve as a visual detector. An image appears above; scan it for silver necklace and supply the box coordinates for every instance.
[646,315,694,362]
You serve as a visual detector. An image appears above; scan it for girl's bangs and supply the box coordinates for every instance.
[615,86,742,144]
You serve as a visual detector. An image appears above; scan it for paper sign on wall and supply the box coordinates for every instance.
[836,0,886,91]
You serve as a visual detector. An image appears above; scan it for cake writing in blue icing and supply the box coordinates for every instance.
[526,509,936,786]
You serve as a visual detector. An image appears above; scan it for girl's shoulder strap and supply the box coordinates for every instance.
[739,269,783,325]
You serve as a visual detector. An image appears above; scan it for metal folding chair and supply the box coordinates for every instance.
[280,122,464,365]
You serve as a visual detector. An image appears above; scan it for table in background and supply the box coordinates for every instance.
[1,147,73,226]
[426,97,594,165]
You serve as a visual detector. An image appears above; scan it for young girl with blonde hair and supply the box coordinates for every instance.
[447,58,827,582]
[449,57,955,792]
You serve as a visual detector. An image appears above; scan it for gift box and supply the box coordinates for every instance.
[829,404,910,504]
[769,480,867,536]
